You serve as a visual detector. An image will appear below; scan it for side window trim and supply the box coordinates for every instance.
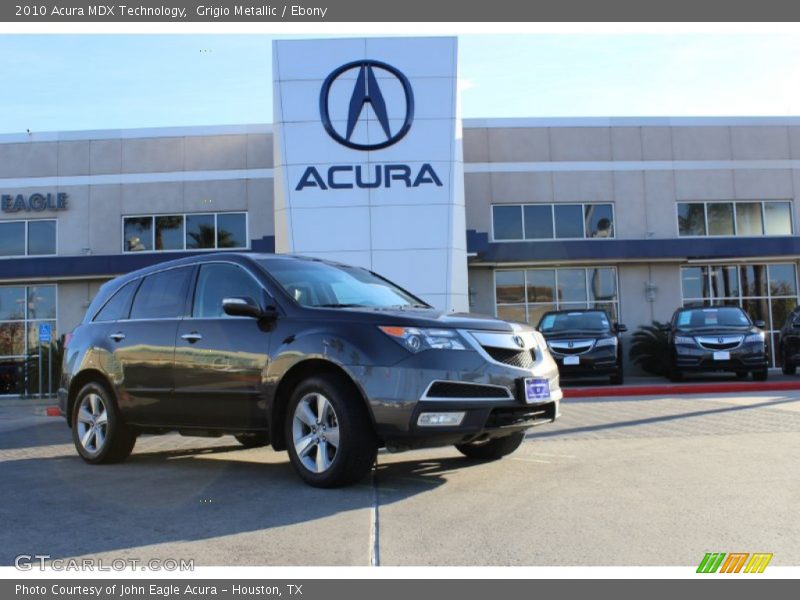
[91,278,141,323]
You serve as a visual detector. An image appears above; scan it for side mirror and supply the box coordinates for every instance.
[754,319,766,329]
[614,323,628,333]
[222,296,269,319]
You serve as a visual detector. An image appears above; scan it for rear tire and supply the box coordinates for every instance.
[753,369,769,382]
[609,370,624,385]
[234,432,270,448]
[71,381,136,464]
[455,432,525,460]
[285,373,377,488]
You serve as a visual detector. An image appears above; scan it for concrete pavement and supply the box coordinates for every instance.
[1,390,798,566]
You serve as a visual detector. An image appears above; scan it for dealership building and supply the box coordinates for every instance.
[2,36,800,393]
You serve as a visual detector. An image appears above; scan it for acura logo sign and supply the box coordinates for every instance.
[319,60,415,151]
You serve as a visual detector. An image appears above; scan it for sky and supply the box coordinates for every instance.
[2,33,800,134]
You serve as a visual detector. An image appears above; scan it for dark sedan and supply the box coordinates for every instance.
[778,306,800,375]
[537,309,626,385]
[665,306,769,381]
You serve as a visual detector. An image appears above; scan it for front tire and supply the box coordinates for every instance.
[753,369,769,382]
[455,431,525,460]
[71,382,136,464]
[285,374,377,488]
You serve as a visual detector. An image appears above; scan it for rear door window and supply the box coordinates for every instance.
[93,280,139,322]
[130,267,193,320]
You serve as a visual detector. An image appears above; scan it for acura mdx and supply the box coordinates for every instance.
[59,254,562,487]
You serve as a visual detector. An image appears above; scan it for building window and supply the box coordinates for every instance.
[491,203,615,241]
[495,266,620,325]
[123,213,248,253]
[0,284,57,395]
[0,220,57,257]
[677,201,793,237]
[681,262,798,367]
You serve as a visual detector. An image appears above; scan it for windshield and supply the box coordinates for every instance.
[675,307,751,330]
[538,311,611,333]
[258,259,426,309]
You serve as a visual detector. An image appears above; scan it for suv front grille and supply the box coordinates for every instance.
[696,335,744,351]
[483,346,535,369]
[426,381,511,399]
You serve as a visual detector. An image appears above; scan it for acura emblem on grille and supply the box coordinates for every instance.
[513,335,525,349]
[568,341,574,348]
[718,337,724,344]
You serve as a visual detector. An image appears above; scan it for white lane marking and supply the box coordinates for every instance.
[370,466,380,567]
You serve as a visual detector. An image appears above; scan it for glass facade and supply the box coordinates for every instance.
[681,263,798,367]
[495,267,620,326]
[678,201,793,237]
[0,284,57,395]
[492,203,615,241]
[123,213,248,252]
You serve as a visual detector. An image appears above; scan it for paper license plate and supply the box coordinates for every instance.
[523,377,550,403]
[563,355,580,365]
[713,351,730,361]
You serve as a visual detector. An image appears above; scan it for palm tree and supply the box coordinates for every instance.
[629,321,670,376]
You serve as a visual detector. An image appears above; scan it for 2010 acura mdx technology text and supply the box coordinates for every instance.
[59,254,562,487]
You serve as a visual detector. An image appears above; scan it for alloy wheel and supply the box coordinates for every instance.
[292,392,340,473]
[76,393,108,455]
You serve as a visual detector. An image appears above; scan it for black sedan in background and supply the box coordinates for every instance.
[778,306,800,375]
[665,306,768,381]
[537,309,626,385]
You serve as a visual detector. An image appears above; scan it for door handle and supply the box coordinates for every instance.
[181,332,203,343]
[109,332,126,342]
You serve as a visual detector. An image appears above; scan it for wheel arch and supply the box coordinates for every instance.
[269,358,374,451]
[66,369,116,427]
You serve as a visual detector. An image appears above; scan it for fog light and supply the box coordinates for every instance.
[417,412,465,427]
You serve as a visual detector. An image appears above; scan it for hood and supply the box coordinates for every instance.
[541,329,613,340]
[313,307,521,332]
[676,326,758,336]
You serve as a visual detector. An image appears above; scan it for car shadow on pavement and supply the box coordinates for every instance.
[0,421,484,565]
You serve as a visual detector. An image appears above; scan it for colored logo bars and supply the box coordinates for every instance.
[696,552,773,573]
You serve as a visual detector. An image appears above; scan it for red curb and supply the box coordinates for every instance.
[563,380,800,398]
[45,407,61,417]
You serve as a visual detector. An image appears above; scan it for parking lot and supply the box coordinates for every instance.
[1,389,799,567]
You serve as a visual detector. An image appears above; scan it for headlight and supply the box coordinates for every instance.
[594,337,618,348]
[674,335,695,345]
[745,332,766,344]
[379,326,467,353]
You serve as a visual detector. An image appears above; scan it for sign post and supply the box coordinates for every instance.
[38,324,52,399]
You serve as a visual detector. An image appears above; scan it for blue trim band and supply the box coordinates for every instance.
[0,236,276,281]
[467,230,800,262]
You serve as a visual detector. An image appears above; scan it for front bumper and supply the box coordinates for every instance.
[348,341,562,448]
[673,343,768,372]
[550,348,620,378]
